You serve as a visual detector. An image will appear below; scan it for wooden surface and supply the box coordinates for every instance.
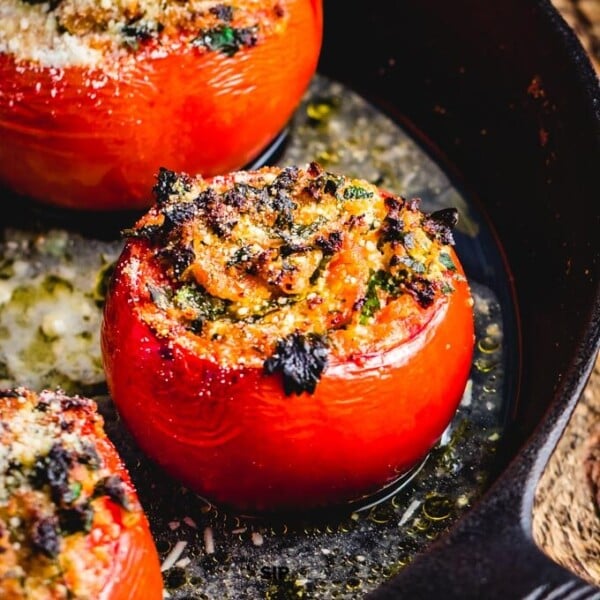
[552,0,600,71]
[533,360,600,586]
[532,0,599,587]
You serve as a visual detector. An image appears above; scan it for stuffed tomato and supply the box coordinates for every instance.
[0,388,163,599]
[101,163,475,512]
[0,0,322,211]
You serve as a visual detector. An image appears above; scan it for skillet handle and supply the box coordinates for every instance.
[367,501,594,599]
[367,437,599,599]
[367,485,597,599]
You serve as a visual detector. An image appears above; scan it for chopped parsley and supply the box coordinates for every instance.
[439,252,457,271]
[173,284,231,324]
[360,270,400,324]
[193,25,258,56]
[343,185,374,200]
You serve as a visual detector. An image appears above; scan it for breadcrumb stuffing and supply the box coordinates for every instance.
[0,0,287,69]
[0,388,141,599]
[125,163,464,367]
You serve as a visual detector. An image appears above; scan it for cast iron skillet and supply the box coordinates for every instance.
[315,0,599,597]
[0,1,597,597]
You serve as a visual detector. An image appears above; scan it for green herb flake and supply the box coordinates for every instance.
[309,255,332,286]
[173,284,230,322]
[193,25,257,57]
[439,252,457,271]
[68,481,82,502]
[290,215,328,238]
[343,185,374,200]
[411,260,426,274]
[360,270,399,324]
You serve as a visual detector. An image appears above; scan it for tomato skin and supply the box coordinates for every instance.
[94,438,164,600]
[0,0,322,211]
[102,240,474,513]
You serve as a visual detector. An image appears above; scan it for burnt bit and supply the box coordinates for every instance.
[279,243,310,258]
[31,516,60,559]
[381,214,405,245]
[380,195,408,245]
[304,171,345,199]
[60,396,91,410]
[264,331,329,396]
[405,198,421,211]
[197,190,238,238]
[389,254,402,268]
[122,223,163,242]
[153,168,180,205]
[273,3,286,18]
[303,165,331,200]
[209,4,233,21]
[346,214,365,231]
[315,231,343,255]
[0,389,21,398]
[33,444,73,505]
[59,501,94,534]
[33,398,50,412]
[121,19,164,48]
[423,208,459,245]
[271,166,300,193]
[60,420,74,432]
[166,566,188,589]
[76,442,101,470]
[94,475,130,510]
[24,0,62,8]
[223,185,253,210]
[307,161,323,177]
[323,175,343,196]
[162,200,198,229]
[159,244,195,278]
[269,168,299,230]
[303,178,323,201]
[405,277,436,308]
[272,199,297,229]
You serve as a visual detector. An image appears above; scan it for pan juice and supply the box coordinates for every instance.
[0,74,517,599]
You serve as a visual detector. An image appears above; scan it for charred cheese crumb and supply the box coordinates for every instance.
[0,0,287,69]
[127,163,466,384]
[0,388,139,599]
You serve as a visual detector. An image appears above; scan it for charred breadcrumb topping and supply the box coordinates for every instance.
[0,388,139,599]
[125,163,466,393]
[0,0,287,68]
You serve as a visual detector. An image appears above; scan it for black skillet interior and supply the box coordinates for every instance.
[314,0,599,597]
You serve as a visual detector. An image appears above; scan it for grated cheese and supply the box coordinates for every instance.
[0,0,287,70]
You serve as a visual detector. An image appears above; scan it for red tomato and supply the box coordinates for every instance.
[101,165,475,512]
[0,1,322,211]
[0,389,163,599]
